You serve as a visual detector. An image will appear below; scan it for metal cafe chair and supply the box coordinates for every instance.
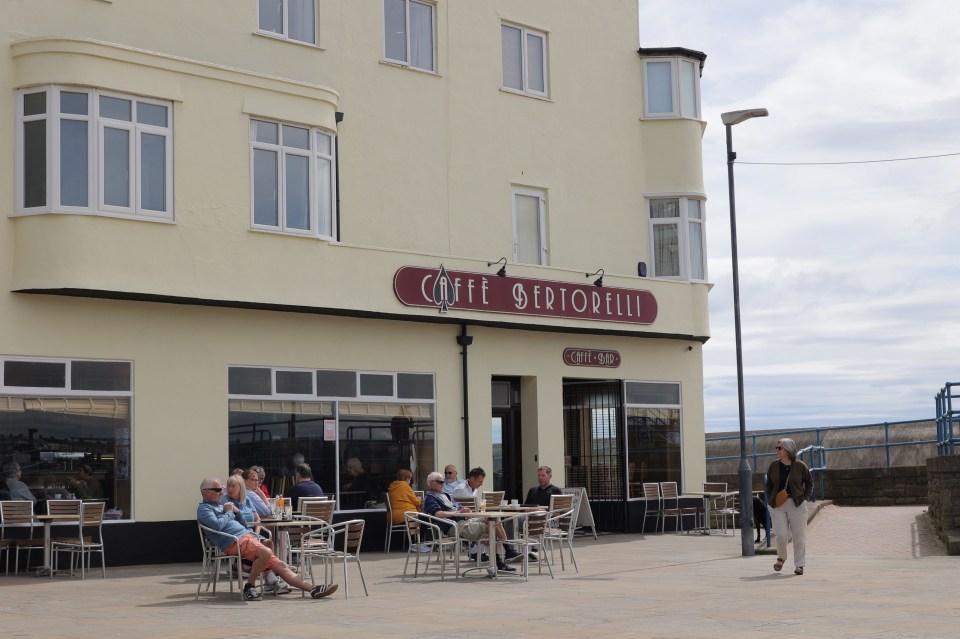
[51,501,107,579]
[1,500,44,574]
[196,523,244,600]
[642,483,662,533]
[402,512,459,581]
[383,492,408,553]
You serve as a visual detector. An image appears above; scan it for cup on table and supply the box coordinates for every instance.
[501,500,507,507]
[510,499,519,506]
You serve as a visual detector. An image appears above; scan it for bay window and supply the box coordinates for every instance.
[648,196,706,281]
[643,57,700,119]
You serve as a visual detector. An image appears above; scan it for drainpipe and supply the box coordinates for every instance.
[457,325,474,470]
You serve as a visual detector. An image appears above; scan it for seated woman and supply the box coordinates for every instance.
[242,468,272,517]
[387,469,421,524]
[221,474,289,594]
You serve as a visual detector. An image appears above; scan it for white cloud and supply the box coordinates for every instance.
[641,0,960,432]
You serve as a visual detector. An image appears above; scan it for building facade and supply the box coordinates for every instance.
[1,0,709,561]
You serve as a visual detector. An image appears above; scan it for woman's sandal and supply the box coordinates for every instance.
[794,567,804,576]
[774,558,785,572]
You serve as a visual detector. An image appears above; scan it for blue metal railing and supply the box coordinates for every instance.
[936,382,960,455]
[798,445,826,502]
[706,419,935,472]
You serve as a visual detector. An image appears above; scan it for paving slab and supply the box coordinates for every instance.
[1,506,956,638]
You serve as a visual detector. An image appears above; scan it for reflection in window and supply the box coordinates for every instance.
[625,407,681,498]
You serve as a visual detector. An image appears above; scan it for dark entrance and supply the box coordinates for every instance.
[491,377,522,501]
[562,379,625,532]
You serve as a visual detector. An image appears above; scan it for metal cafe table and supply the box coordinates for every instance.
[449,506,543,579]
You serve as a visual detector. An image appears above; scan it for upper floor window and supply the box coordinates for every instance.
[513,187,548,265]
[643,58,700,119]
[383,0,436,72]
[16,86,173,220]
[250,119,336,239]
[648,196,706,281]
[501,22,548,97]
[258,0,316,45]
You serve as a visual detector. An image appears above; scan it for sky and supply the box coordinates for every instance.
[640,0,960,433]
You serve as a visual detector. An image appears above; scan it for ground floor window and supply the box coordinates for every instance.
[228,367,435,511]
[0,358,132,519]
[625,382,682,498]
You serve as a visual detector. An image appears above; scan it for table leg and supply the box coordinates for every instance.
[36,521,53,577]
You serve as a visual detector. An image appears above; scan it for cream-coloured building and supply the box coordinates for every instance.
[1,0,709,562]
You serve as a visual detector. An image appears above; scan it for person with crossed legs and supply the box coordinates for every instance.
[197,477,338,600]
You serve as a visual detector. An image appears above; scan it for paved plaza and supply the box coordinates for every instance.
[2,505,956,638]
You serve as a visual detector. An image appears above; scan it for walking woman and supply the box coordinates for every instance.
[765,438,813,575]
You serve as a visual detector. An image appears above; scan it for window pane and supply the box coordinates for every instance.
[259,0,283,33]
[137,102,167,127]
[23,119,47,208]
[60,91,88,115]
[60,119,88,207]
[409,0,434,70]
[253,148,279,226]
[687,198,702,220]
[100,96,132,121]
[646,61,673,114]
[282,124,310,150]
[625,382,680,405]
[317,157,332,237]
[384,0,407,62]
[288,0,316,44]
[72,361,131,391]
[228,367,272,395]
[689,220,704,280]
[501,25,523,90]
[277,370,313,395]
[316,132,331,156]
[360,373,393,397]
[626,407,681,495]
[526,32,545,93]
[515,193,541,264]
[316,370,356,397]
[680,59,698,118]
[253,120,279,145]
[4,361,66,388]
[650,198,679,219]
[653,223,680,277]
[397,373,434,399]
[285,153,310,230]
[140,133,166,212]
[103,127,130,208]
[23,91,47,116]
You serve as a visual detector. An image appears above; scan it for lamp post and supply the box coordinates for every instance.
[721,108,768,557]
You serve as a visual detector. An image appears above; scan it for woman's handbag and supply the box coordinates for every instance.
[774,489,789,507]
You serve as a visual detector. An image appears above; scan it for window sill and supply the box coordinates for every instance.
[250,226,337,242]
[253,31,324,51]
[640,114,704,123]
[499,87,553,103]
[10,209,175,224]
[379,59,441,77]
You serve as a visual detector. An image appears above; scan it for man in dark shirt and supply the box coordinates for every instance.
[285,463,324,511]
[524,465,563,506]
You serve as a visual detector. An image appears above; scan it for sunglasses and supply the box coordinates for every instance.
[431,479,443,484]
[444,471,453,475]
[254,467,264,473]
[775,446,783,450]
[204,486,224,492]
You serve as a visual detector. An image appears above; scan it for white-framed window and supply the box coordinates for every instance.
[257,0,317,45]
[15,86,173,219]
[512,187,548,265]
[383,0,436,72]
[624,381,682,498]
[501,22,548,97]
[250,119,336,239]
[643,57,700,119]
[648,196,706,281]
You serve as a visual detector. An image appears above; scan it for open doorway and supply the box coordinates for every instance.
[491,377,522,501]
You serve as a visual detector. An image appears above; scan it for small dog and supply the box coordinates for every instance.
[752,496,769,543]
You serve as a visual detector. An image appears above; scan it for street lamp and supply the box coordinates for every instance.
[721,107,768,557]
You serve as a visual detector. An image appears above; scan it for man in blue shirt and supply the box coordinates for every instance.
[197,477,337,600]
[442,464,467,495]
[285,464,325,511]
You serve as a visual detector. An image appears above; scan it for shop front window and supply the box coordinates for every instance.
[228,367,435,511]
[0,358,132,519]
[625,381,682,498]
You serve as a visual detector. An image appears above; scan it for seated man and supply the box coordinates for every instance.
[423,471,515,573]
[68,464,103,499]
[524,465,563,507]
[285,463,324,511]
[453,467,522,564]
[442,464,467,495]
[197,477,337,600]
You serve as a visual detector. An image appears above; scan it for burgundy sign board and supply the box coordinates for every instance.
[563,348,621,368]
[393,265,657,325]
